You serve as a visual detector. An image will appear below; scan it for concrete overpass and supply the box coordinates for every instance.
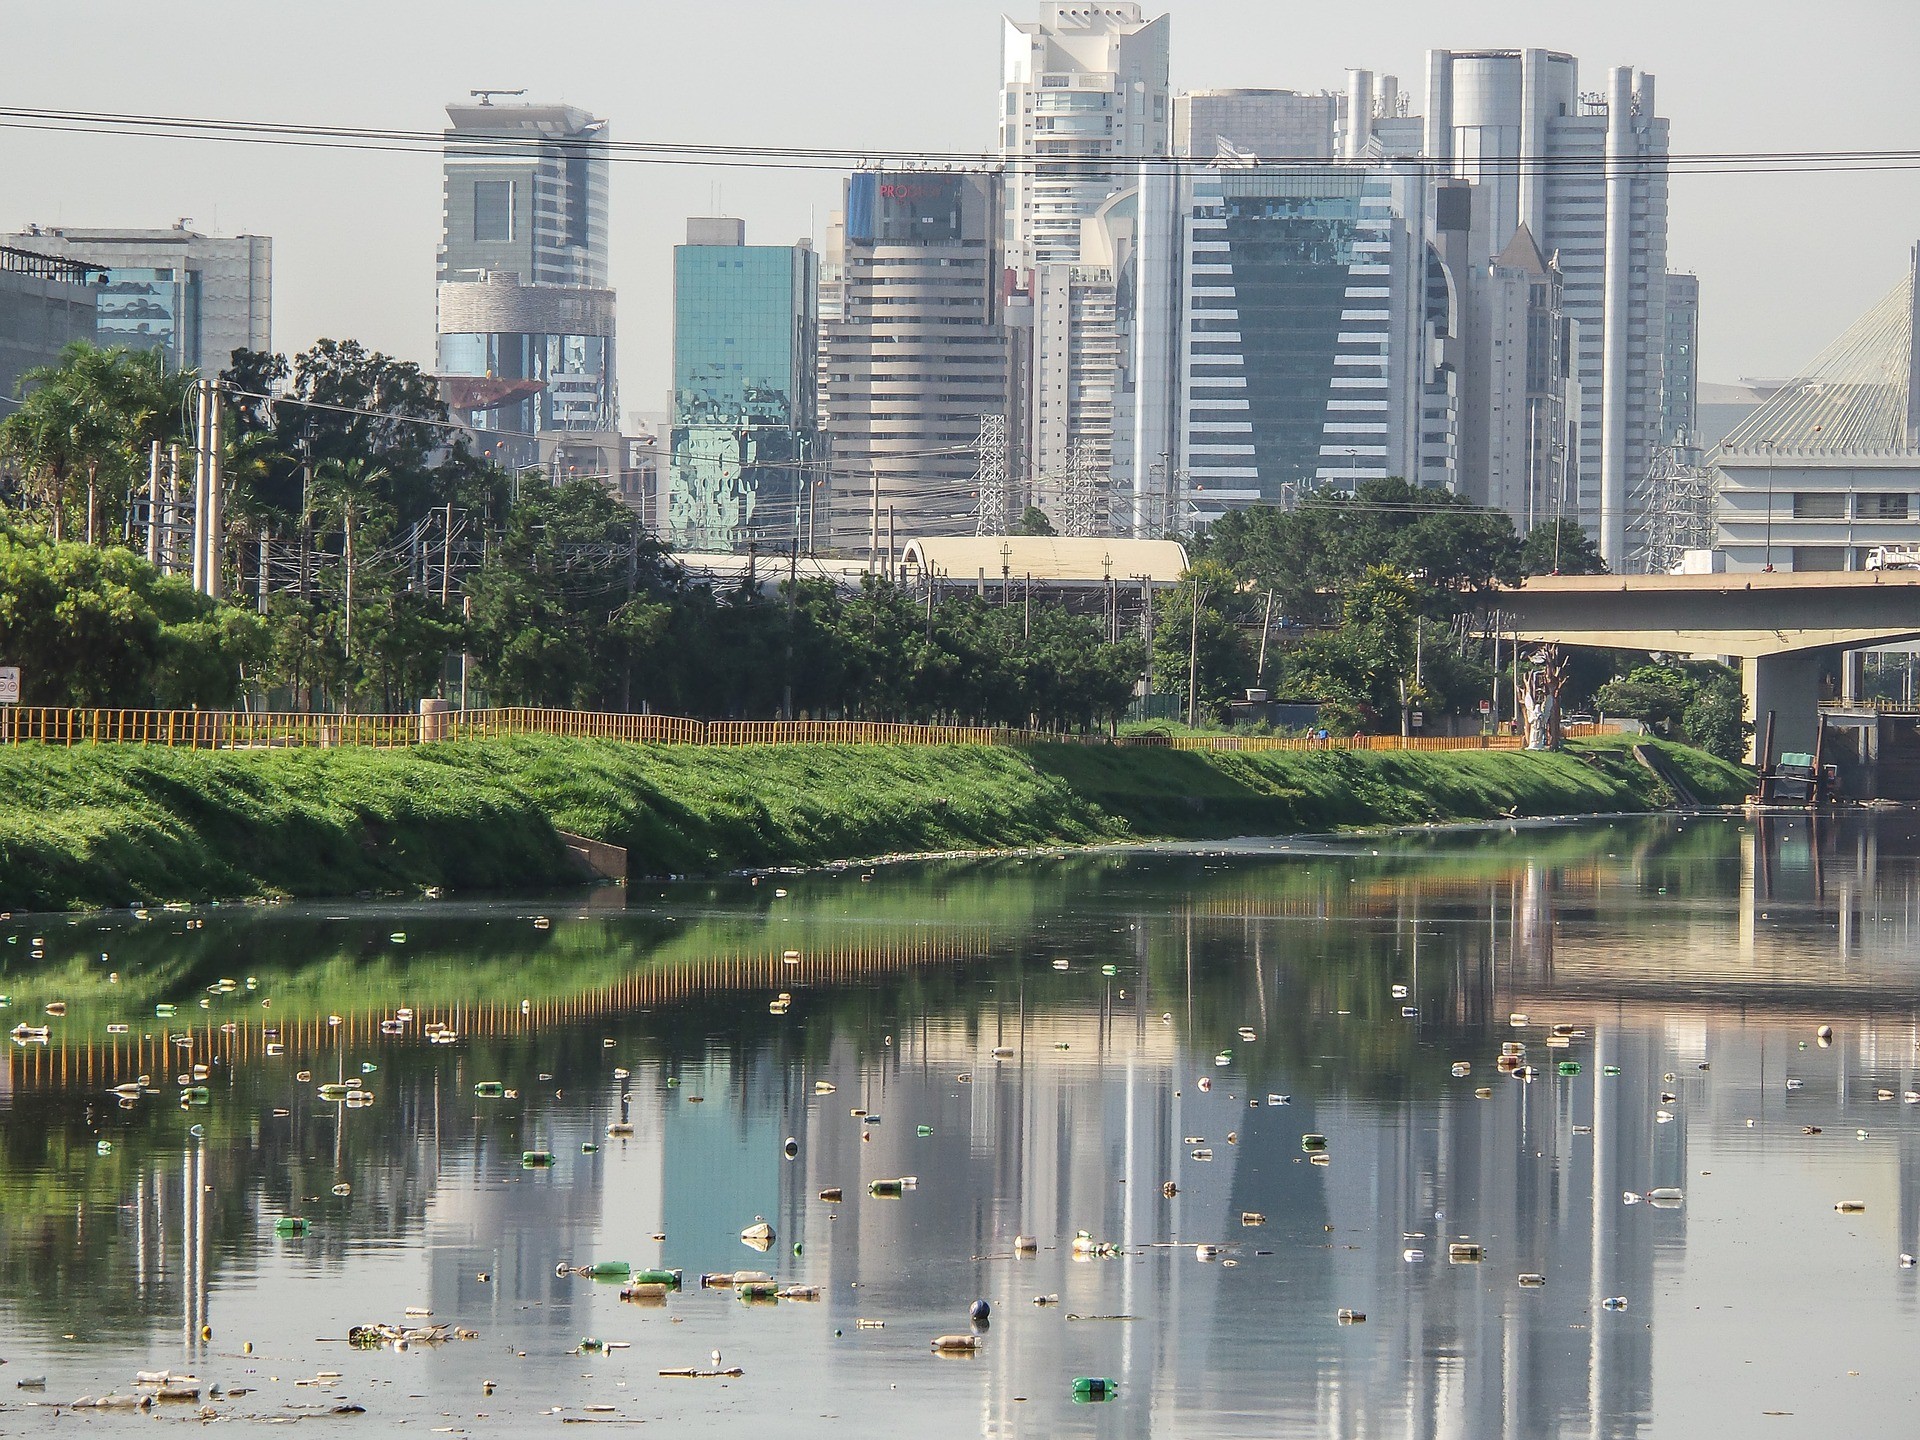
[1497,571,1920,757]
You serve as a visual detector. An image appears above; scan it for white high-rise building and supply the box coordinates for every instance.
[1003,5,1168,529]
[1000,4,1170,273]
[1415,50,1670,566]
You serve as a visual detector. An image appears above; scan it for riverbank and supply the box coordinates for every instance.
[0,735,1750,910]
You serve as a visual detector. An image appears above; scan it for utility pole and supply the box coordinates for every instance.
[869,470,880,572]
[1255,588,1276,686]
[887,505,896,584]
[205,382,224,600]
[190,380,209,593]
[1186,578,1203,728]
[783,536,799,720]
[1142,577,1154,706]
[1023,574,1031,641]
[146,442,162,566]
[441,502,454,607]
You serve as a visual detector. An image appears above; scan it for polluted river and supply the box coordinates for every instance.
[3,811,1920,1436]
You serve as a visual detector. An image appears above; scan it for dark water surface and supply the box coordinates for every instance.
[4,812,1920,1437]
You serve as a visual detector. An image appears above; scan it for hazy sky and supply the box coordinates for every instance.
[4,0,1917,414]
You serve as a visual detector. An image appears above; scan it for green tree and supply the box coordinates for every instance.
[309,457,391,674]
[1520,518,1608,576]
[0,520,260,706]
[0,343,191,542]
[1012,505,1057,537]
[1201,477,1521,624]
[1152,561,1250,724]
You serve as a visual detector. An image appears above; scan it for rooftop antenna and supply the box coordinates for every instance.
[470,88,527,106]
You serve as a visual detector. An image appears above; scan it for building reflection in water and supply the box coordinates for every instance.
[4,813,1920,1435]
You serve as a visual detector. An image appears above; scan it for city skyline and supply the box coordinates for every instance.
[1,0,1913,415]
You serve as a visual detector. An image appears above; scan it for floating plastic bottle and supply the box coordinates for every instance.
[869,1179,905,1198]
[1073,1377,1117,1402]
[1602,1296,1629,1311]
[473,1081,505,1098]
[1336,1309,1366,1324]
[1448,1242,1483,1263]
[931,1334,980,1354]
[1518,1273,1546,1288]
[819,1187,844,1203]
[1557,1061,1581,1076]
[1301,1133,1328,1152]
[274,1217,310,1237]
[587,1261,631,1281]
[522,1151,555,1168]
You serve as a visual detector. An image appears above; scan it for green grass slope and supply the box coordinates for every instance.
[0,735,1749,910]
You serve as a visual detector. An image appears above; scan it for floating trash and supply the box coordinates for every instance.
[1836,1200,1868,1213]
[1072,1377,1117,1403]
[1518,1273,1546,1288]
[1602,1296,1629,1311]
[740,1221,775,1250]
[274,1218,311,1237]
[1448,1243,1483,1264]
[1335,1309,1366,1324]
[931,1334,980,1354]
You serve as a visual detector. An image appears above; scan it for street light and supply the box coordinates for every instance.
[1762,438,1776,572]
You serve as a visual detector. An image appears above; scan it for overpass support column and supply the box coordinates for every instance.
[1742,649,1836,763]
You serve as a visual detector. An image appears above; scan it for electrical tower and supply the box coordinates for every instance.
[1630,447,1717,574]
[1062,440,1099,536]
[973,414,1008,537]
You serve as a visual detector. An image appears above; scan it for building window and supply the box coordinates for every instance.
[474,180,516,243]
[1858,493,1910,520]
[1792,492,1846,520]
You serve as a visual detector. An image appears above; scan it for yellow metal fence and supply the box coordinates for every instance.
[0,705,1578,755]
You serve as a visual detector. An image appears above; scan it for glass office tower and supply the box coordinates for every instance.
[668,219,819,552]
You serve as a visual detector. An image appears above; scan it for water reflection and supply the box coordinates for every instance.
[3,813,1920,1435]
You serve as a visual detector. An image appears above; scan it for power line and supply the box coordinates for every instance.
[1,104,1916,177]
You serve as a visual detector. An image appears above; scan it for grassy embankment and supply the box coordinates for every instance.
[0,734,1749,910]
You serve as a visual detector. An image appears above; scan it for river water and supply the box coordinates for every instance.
[3,812,1920,1436]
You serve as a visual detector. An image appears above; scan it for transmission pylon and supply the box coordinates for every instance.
[1063,440,1099,536]
[973,414,1009,537]
[1630,445,1717,574]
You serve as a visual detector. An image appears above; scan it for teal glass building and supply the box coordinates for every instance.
[669,219,820,551]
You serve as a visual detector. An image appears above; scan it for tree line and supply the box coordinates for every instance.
[0,339,1746,756]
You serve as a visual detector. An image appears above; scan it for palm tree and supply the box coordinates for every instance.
[0,342,192,543]
[311,456,390,668]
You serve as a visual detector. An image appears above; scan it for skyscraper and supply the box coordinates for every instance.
[434,100,616,473]
[3,223,271,375]
[1413,50,1670,565]
[1134,160,1432,527]
[1003,5,1169,529]
[1000,3,1170,272]
[667,218,820,553]
[820,172,1013,555]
